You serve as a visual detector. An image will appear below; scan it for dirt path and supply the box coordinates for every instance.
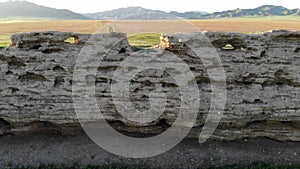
[0,129,300,168]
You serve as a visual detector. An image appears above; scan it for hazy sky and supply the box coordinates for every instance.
[1,0,299,13]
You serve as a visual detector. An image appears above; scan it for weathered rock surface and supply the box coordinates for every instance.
[0,31,299,141]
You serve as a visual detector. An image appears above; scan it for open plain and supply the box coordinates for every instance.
[1,17,300,47]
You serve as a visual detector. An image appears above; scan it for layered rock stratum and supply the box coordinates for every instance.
[0,31,299,141]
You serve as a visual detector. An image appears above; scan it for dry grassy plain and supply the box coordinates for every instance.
[0,20,101,34]
[108,19,300,33]
[1,18,299,35]
[0,18,300,47]
[190,19,300,33]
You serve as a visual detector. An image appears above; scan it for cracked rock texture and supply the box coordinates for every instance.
[0,31,299,141]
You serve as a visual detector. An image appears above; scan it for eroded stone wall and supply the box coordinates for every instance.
[0,31,299,141]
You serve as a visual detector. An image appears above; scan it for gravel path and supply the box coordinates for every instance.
[0,129,300,168]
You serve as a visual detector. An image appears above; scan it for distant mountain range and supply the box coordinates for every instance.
[0,1,299,20]
[0,0,89,20]
[84,5,300,19]
[204,5,300,19]
[85,6,208,20]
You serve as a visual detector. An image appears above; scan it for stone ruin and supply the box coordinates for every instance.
[0,30,299,141]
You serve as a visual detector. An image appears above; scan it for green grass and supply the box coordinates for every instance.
[0,34,11,48]
[0,17,59,23]
[98,23,161,48]
[99,23,115,33]
[64,37,77,44]
[127,33,161,48]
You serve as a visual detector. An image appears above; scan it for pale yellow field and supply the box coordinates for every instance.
[107,19,300,33]
[190,19,300,33]
[0,20,101,34]
[1,18,300,47]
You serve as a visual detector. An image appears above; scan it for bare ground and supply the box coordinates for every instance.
[0,128,300,168]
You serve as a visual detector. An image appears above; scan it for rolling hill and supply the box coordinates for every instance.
[85,6,165,20]
[201,5,300,19]
[85,6,208,20]
[0,1,299,20]
[0,0,90,20]
[86,5,300,20]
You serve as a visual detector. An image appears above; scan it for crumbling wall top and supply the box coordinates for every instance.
[10,31,91,49]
